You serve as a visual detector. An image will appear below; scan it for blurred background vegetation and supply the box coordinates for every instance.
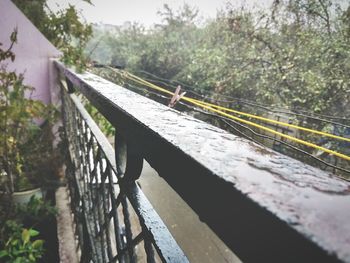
[86,0,350,117]
[84,0,350,175]
[12,0,350,175]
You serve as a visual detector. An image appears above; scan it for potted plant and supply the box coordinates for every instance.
[0,30,59,204]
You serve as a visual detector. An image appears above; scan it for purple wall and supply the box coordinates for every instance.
[0,0,61,104]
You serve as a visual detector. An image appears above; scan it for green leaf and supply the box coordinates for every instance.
[29,229,39,237]
[10,28,18,43]
[0,250,8,258]
[22,229,30,244]
[32,239,44,249]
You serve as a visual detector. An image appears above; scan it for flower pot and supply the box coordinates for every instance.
[12,188,42,205]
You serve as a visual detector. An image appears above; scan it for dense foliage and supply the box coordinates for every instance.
[13,0,93,69]
[87,1,350,117]
[0,31,58,193]
[0,2,84,260]
[86,1,350,174]
[0,197,57,263]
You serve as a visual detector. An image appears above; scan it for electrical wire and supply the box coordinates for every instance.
[181,104,350,176]
[122,70,350,143]
[136,75,350,130]
[134,69,350,123]
[112,68,350,161]
[184,97,350,143]
[124,81,350,176]
[141,76,350,130]
[103,67,350,127]
[126,82,263,145]
[99,66,350,162]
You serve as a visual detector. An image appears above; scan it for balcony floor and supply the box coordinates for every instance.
[138,161,241,263]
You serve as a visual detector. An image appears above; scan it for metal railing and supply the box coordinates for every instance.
[60,77,187,262]
[56,61,350,263]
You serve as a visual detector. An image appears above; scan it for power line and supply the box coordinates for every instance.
[101,66,350,125]
[133,69,350,123]
[176,100,350,176]
[93,65,350,166]
[120,69,350,161]
[140,75,350,129]
[124,81,350,176]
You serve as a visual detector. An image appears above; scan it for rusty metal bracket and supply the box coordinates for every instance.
[115,132,143,182]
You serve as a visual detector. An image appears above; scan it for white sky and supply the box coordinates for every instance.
[47,0,271,27]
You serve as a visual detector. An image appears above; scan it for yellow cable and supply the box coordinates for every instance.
[111,68,350,161]
[185,98,350,143]
[124,70,350,143]
[184,98,350,161]
[122,71,174,95]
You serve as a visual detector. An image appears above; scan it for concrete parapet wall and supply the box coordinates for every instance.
[0,0,61,104]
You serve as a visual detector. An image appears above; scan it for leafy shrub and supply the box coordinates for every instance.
[0,222,44,263]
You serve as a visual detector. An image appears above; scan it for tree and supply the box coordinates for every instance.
[84,2,350,174]
[12,0,93,69]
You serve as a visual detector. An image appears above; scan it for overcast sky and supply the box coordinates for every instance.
[47,0,271,27]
